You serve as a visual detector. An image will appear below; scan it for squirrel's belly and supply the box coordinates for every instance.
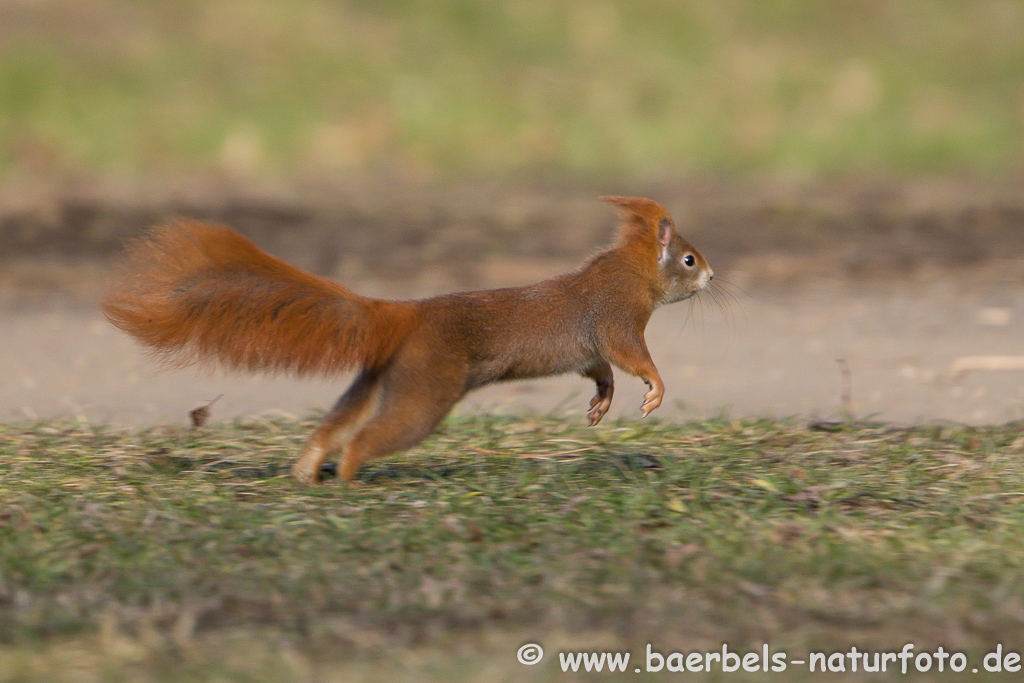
[488,350,596,385]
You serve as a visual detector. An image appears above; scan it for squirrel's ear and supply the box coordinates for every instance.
[657,216,673,249]
[600,196,670,221]
[600,195,629,209]
[600,195,645,214]
[601,196,674,244]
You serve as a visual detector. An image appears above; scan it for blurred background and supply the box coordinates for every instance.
[2,0,1023,179]
[1,0,1023,426]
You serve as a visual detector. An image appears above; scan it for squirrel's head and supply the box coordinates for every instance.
[601,196,713,305]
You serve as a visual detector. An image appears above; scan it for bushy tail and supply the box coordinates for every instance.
[101,221,418,376]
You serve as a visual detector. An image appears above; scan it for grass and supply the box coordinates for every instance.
[1,0,1023,180]
[2,414,1024,681]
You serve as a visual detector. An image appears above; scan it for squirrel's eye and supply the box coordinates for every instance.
[683,254,695,267]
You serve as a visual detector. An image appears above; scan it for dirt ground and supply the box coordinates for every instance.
[2,176,1023,429]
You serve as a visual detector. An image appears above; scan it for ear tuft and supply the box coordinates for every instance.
[600,196,670,223]
[599,195,631,209]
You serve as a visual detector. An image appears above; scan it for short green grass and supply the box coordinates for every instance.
[2,414,1024,681]
[1,0,1023,179]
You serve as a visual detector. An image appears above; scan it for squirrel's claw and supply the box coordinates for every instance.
[587,402,610,426]
[587,388,613,426]
[640,383,664,418]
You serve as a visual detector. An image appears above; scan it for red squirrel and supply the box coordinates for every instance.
[102,196,713,484]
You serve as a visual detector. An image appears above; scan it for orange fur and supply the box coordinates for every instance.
[102,197,713,484]
[102,221,419,376]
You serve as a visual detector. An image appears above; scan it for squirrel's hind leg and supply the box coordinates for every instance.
[292,371,381,485]
[335,363,466,483]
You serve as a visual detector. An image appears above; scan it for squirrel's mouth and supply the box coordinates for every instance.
[679,274,713,300]
[674,288,701,303]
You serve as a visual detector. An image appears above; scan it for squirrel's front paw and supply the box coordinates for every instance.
[587,395,612,425]
[587,383,613,426]
[640,382,664,418]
